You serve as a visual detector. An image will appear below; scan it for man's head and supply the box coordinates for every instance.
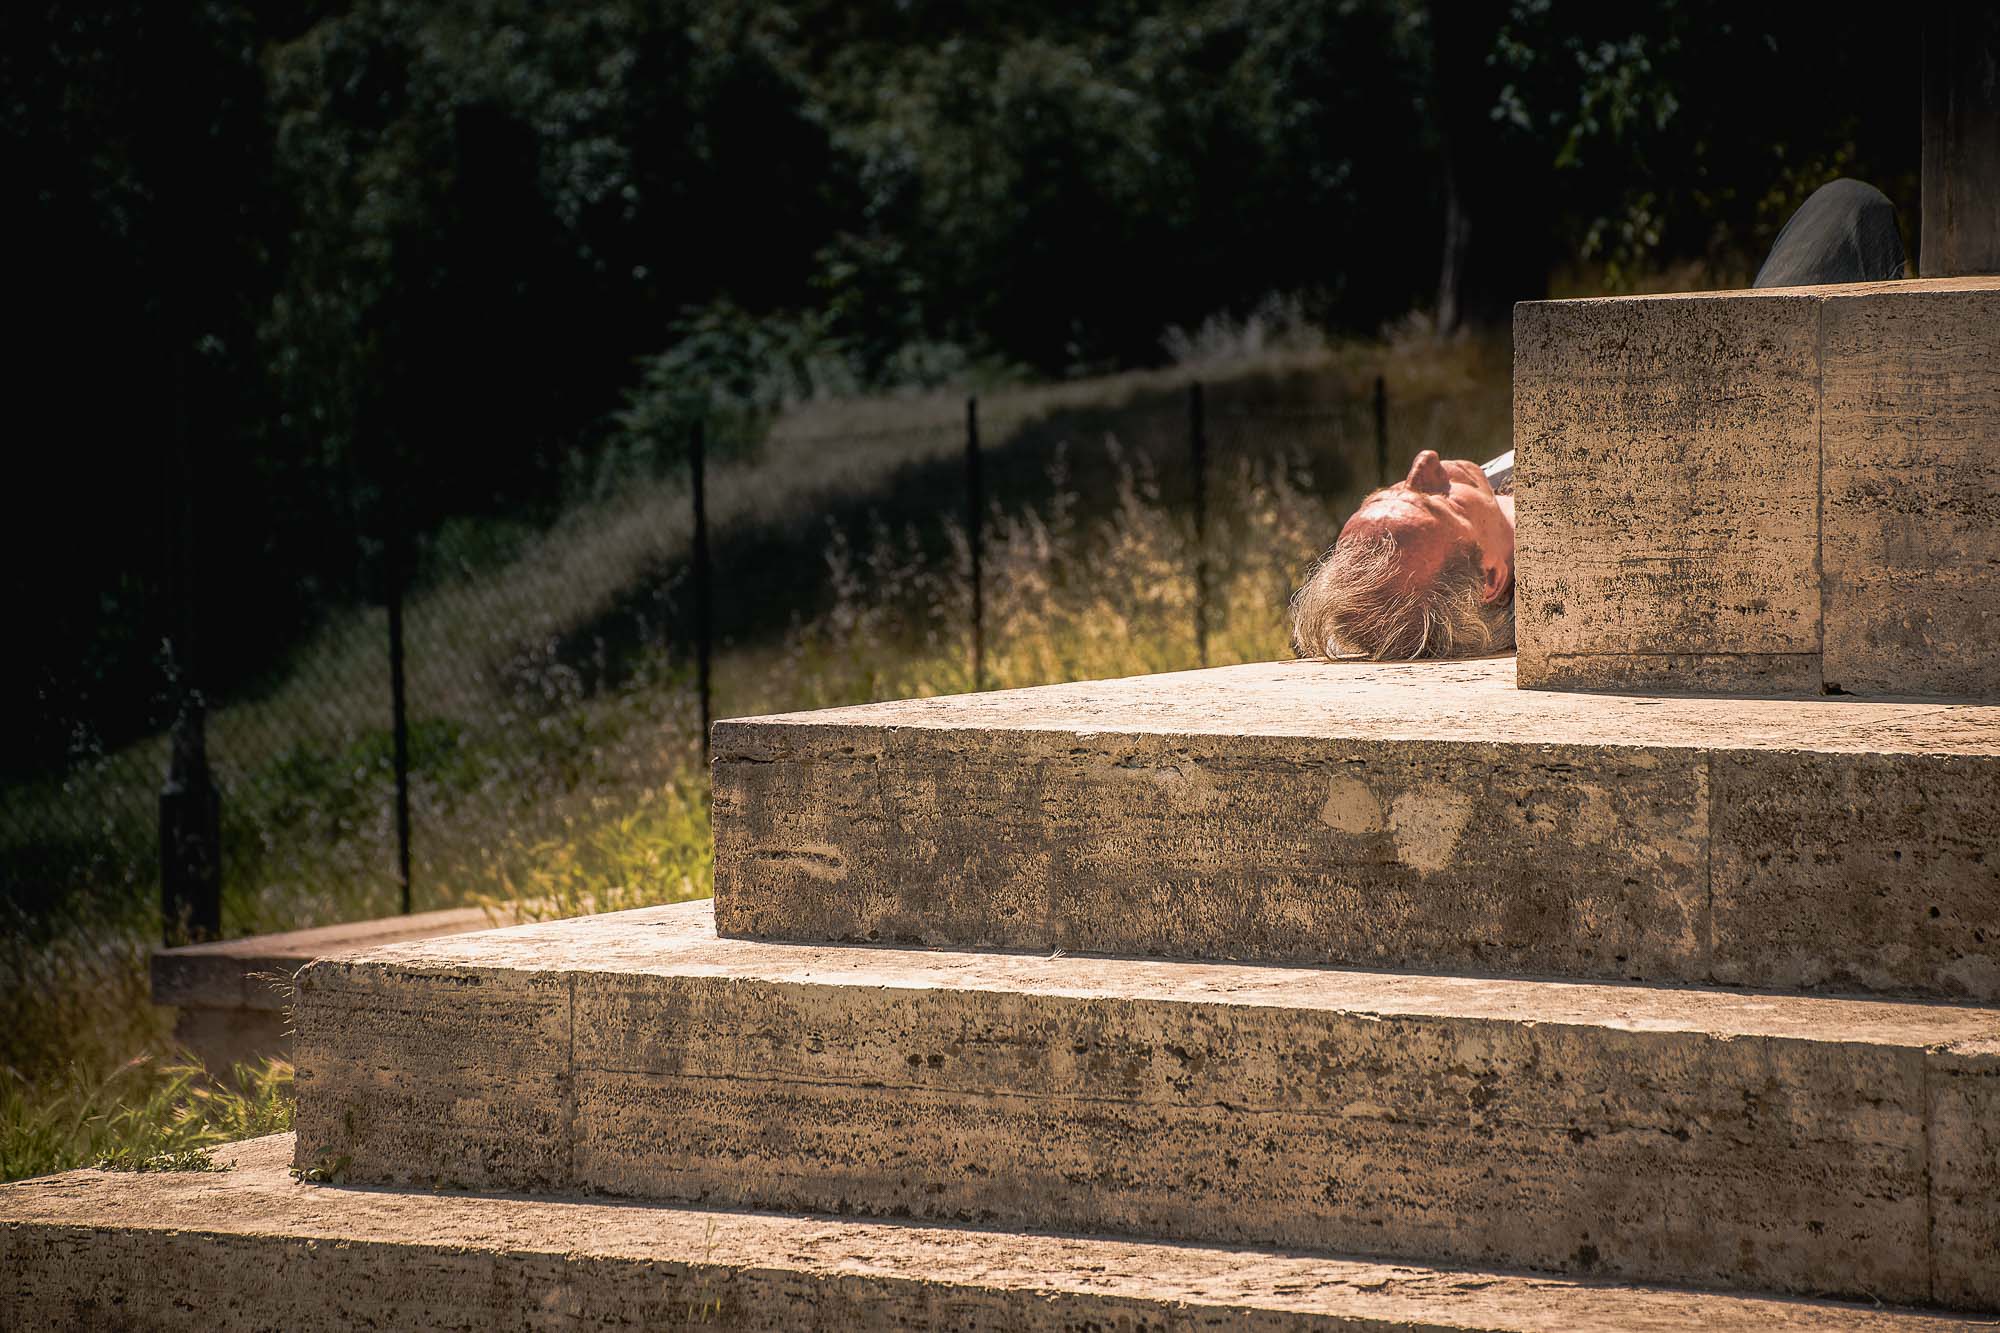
[1291,449,1516,660]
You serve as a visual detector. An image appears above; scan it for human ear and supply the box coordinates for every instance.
[1481,559,1510,604]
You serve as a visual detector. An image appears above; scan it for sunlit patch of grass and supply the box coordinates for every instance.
[735,440,1341,710]
[494,775,714,923]
[2,1056,292,1183]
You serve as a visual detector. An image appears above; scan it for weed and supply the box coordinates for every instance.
[290,1153,352,1185]
[95,1146,230,1173]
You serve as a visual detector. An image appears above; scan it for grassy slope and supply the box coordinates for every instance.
[2,329,1510,1181]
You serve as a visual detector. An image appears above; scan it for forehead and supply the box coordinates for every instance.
[1350,484,1432,521]
[1337,504,1453,589]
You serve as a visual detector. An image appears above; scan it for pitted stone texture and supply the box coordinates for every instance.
[289,902,2000,1308]
[1516,276,2000,698]
[1514,287,1824,692]
[713,658,2000,1000]
[1821,284,2000,696]
[291,960,571,1192]
[5,1136,1981,1332]
[1708,751,2000,997]
[1929,1036,2000,1310]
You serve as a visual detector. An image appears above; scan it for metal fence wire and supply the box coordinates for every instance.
[4,378,1410,944]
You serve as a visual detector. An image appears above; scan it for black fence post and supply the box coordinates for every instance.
[159,702,221,947]
[159,432,221,946]
[1373,374,1389,486]
[386,548,412,916]
[691,419,713,763]
[1189,382,1210,668]
[965,397,985,691]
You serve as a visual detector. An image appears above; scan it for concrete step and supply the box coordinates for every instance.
[8,1135,1983,1332]
[712,656,2000,1000]
[1514,276,2000,699]
[290,901,2000,1309]
[152,903,534,1072]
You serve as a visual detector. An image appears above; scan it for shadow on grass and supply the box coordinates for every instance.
[550,366,1382,700]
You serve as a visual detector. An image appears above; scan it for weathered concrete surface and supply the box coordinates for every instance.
[712,657,2000,999]
[1516,276,2000,698]
[295,954,572,1192]
[290,901,2000,1308]
[1820,284,2000,694]
[151,903,531,1074]
[152,905,528,1012]
[1707,750,2000,996]
[1514,288,1824,694]
[8,1136,1984,1332]
[1930,1035,2000,1310]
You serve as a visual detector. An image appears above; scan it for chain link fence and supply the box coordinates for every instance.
[4,367,1452,945]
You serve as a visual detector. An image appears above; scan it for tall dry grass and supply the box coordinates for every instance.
[3,330,1510,1181]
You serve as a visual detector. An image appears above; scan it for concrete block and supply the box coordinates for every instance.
[713,658,2000,999]
[1820,283,2000,696]
[1708,750,2000,998]
[288,902,2000,1307]
[1514,288,1824,692]
[1516,276,2000,698]
[2,1135,1976,1332]
[1928,1037,2000,1310]
[163,1006,290,1079]
[290,957,571,1191]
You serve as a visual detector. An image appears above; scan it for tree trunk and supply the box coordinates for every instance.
[1430,1,1553,333]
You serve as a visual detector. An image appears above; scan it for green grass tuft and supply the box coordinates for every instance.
[3,1057,292,1183]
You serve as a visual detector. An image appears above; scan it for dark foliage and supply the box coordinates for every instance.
[5,0,1920,779]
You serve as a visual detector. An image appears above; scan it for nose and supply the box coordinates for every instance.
[1405,450,1449,494]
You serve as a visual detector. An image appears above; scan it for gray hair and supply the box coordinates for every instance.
[1290,532,1514,661]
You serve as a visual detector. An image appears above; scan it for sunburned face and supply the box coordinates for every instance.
[1337,450,1516,604]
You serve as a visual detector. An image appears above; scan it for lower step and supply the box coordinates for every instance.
[152,903,534,1073]
[290,901,2000,1309]
[1,1134,1982,1332]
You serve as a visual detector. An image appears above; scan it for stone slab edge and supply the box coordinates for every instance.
[708,658,2000,753]
[289,902,2000,1309]
[3,1134,1989,1333]
[152,904,531,1011]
